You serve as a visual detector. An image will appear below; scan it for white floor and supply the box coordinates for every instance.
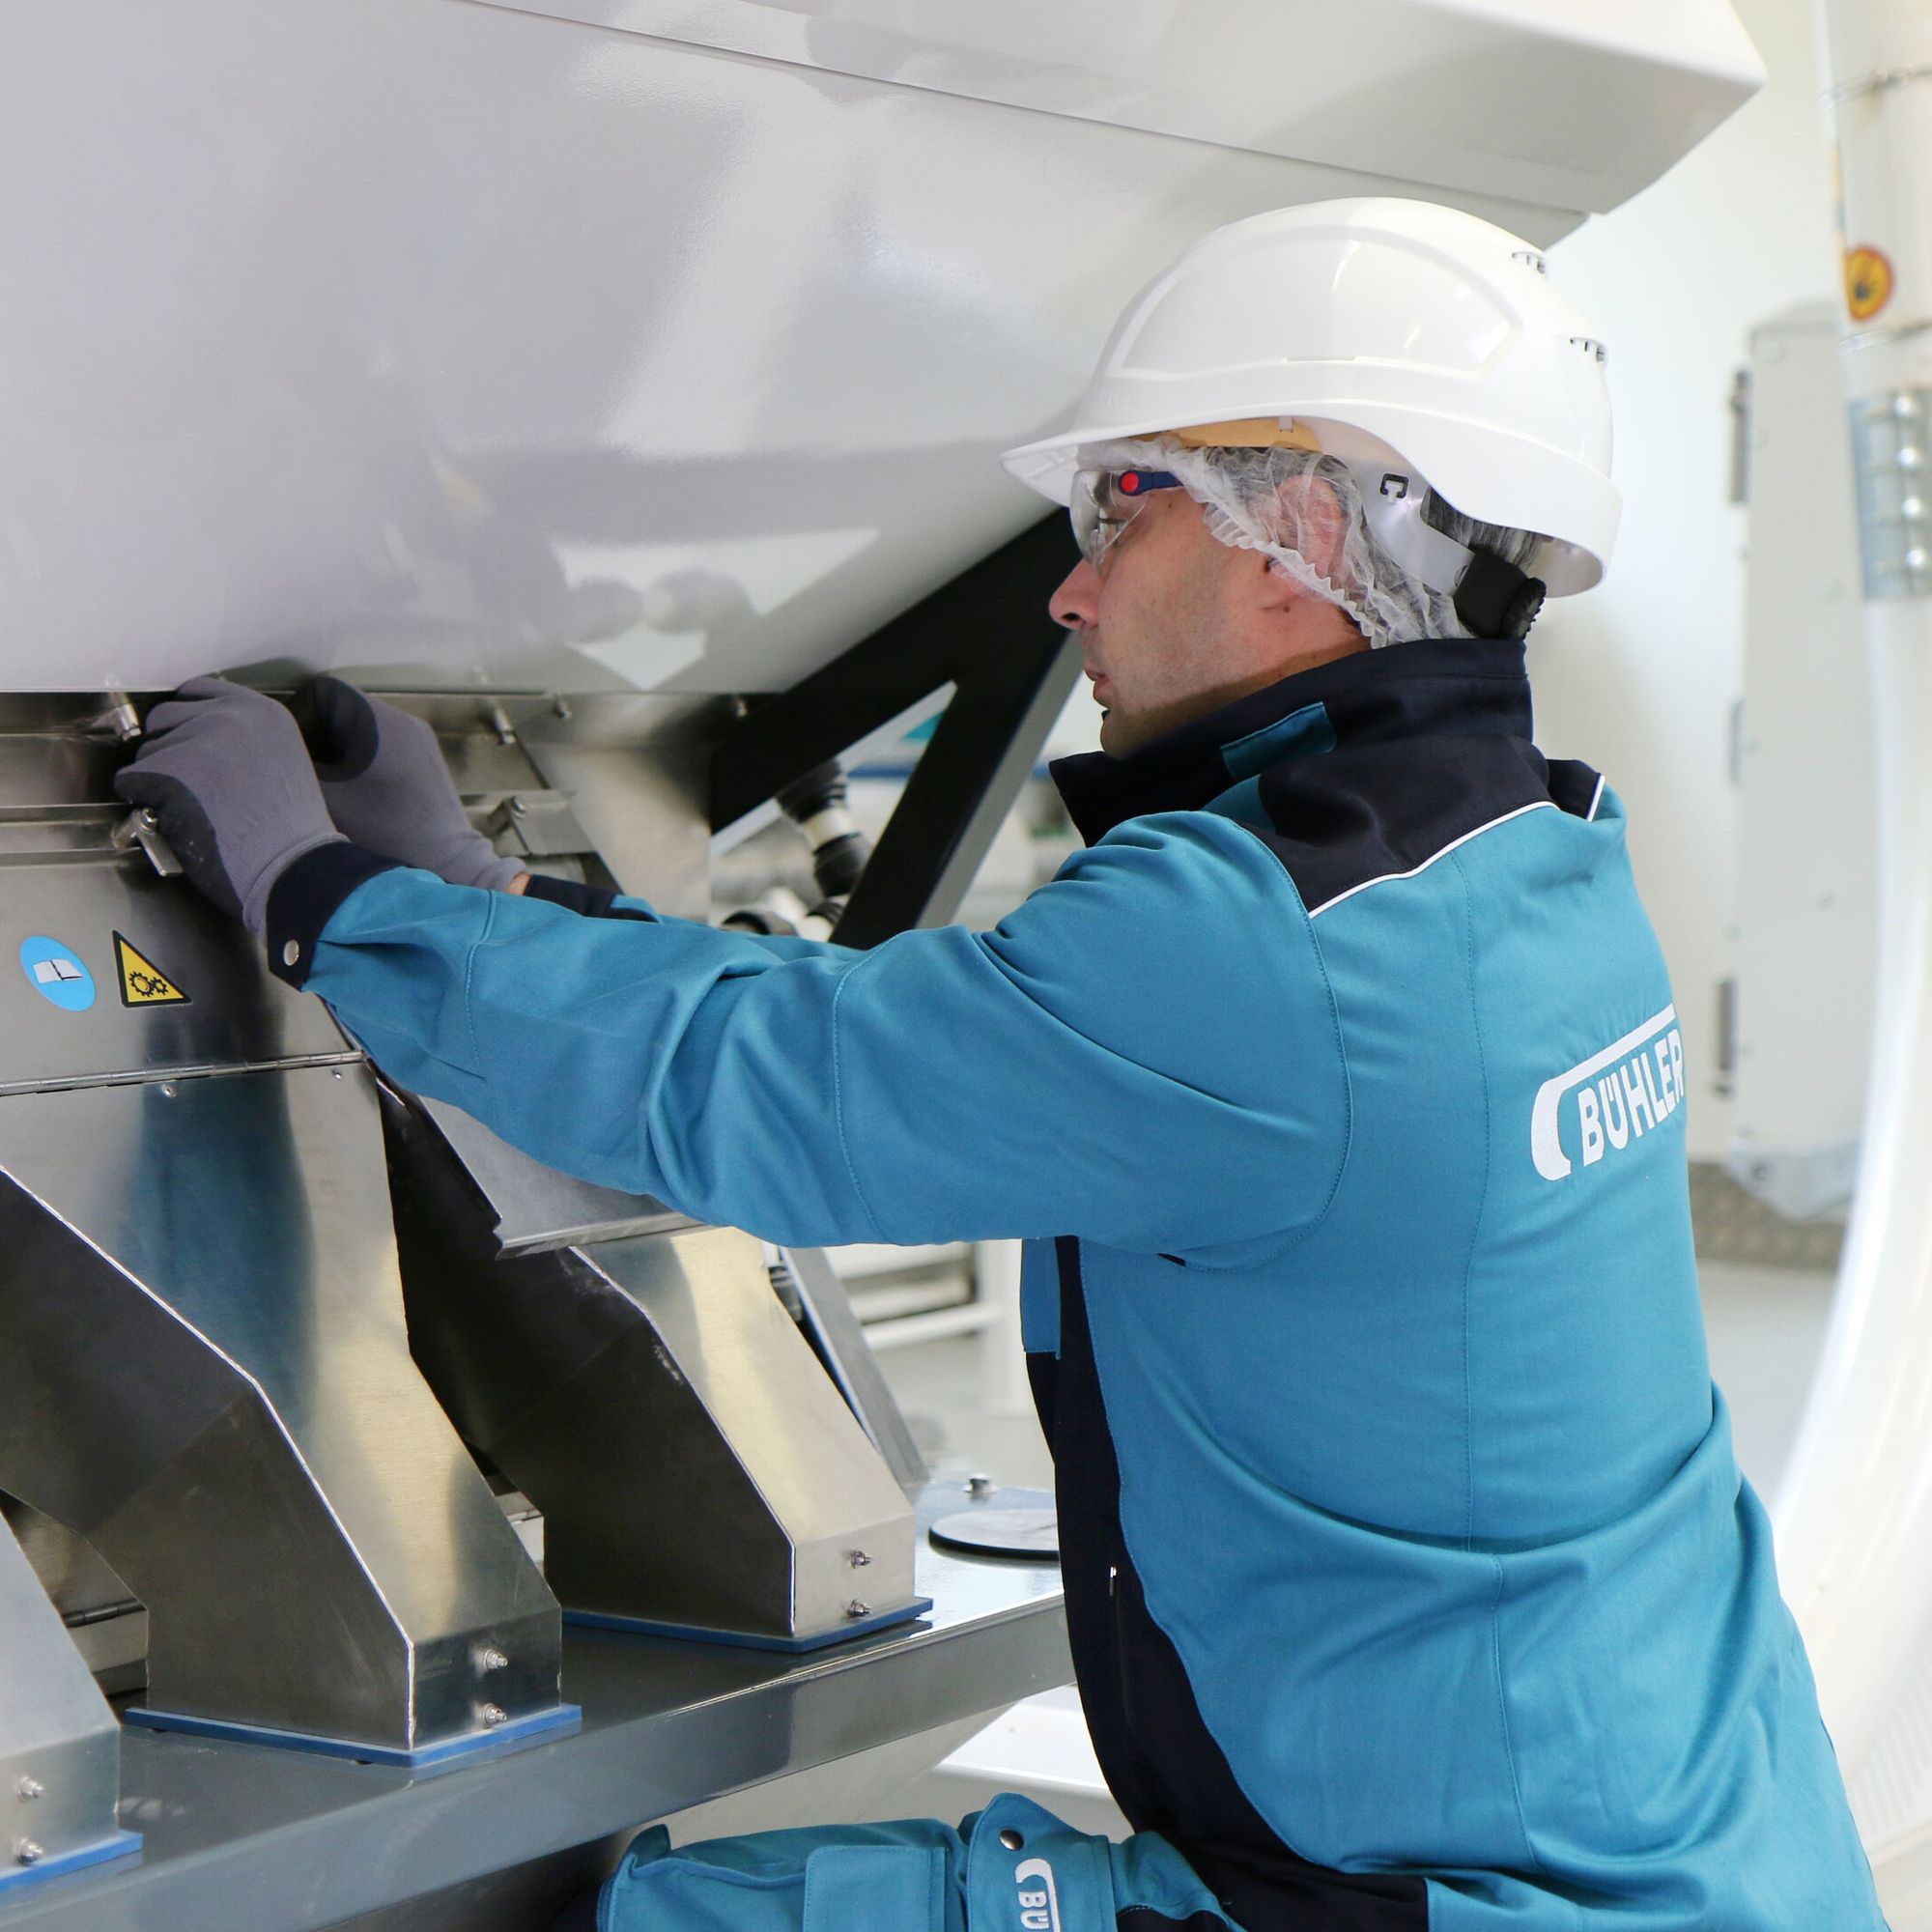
[868,1260,1844,1839]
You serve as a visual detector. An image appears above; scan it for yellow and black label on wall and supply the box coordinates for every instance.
[1846,244,1894,324]
[113,931,189,1008]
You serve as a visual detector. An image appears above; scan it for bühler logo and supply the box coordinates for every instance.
[1531,1005,1683,1181]
[1015,1859,1062,1932]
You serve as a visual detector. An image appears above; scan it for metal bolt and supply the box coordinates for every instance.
[478,1648,509,1672]
[847,1549,872,1570]
[479,1703,509,1728]
[998,1829,1024,1852]
[15,1842,43,1867]
[1899,444,1924,471]
[846,1601,872,1620]
[14,1778,42,1802]
[553,697,573,721]
[966,1474,996,1500]
[507,795,527,818]
[159,1082,177,1098]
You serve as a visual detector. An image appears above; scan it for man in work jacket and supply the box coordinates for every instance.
[118,201,1887,1929]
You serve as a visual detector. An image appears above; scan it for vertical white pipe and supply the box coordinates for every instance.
[1774,0,1932,1786]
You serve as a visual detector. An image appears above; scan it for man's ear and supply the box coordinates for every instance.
[1254,473,1350,605]
[1291,473,1351,581]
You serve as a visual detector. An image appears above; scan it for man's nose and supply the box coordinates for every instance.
[1051,557,1099,631]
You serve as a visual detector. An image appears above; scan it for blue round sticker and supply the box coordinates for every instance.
[20,935,97,1011]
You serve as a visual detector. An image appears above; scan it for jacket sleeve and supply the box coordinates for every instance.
[288,811,1350,1256]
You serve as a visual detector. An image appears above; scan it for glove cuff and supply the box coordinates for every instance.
[264,841,400,985]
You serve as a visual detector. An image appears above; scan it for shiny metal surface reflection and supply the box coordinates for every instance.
[385,1091,921,1643]
[0,1064,563,1753]
[0,1510,133,1893]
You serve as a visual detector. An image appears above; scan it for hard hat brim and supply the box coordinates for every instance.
[1002,407,1619,597]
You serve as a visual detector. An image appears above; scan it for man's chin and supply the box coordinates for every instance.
[1098,708,1151,758]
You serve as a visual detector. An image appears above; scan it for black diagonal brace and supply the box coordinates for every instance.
[707,512,1080,949]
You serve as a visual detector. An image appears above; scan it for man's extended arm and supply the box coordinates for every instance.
[269,812,1350,1259]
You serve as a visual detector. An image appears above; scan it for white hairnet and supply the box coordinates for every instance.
[1075,435,1541,647]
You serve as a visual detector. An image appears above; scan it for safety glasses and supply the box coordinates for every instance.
[1069,468,1184,571]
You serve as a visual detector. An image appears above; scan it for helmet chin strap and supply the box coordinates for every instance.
[1350,463,1548,640]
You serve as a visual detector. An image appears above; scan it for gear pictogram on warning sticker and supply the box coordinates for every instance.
[113,932,190,1009]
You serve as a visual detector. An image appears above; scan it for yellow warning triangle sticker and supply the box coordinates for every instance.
[113,931,190,1008]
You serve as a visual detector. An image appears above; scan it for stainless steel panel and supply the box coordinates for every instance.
[0,862,350,1094]
[0,1065,563,1753]
[384,1092,918,1641]
[0,1486,1065,1932]
[586,1227,918,1637]
[0,1511,128,1888]
[520,717,713,916]
[417,1098,691,1254]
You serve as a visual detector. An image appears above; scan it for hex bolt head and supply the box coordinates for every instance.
[14,1778,42,1802]
[847,1549,872,1570]
[479,1703,509,1728]
[845,1601,872,1619]
[477,1648,510,1673]
[15,1841,43,1867]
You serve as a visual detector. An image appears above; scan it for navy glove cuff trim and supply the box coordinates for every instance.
[522,872,622,918]
[267,843,401,987]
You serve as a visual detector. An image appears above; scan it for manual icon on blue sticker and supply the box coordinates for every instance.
[19,935,97,1012]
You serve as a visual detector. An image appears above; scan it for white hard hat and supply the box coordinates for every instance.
[1004,198,1619,595]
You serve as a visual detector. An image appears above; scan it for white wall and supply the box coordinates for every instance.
[1537,0,1840,1160]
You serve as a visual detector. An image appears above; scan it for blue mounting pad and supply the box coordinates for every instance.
[0,1830,142,1896]
[124,1700,581,1768]
[566,1597,933,1653]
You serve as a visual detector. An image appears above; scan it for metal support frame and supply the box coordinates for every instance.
[707,513,1081,948]
[781,1246,929,1495]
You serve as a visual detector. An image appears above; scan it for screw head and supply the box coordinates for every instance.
[159,1082,177,1098]
[15,1841,43,1867]
[966,1474,996,1500]
[847,1549,872,1569]
[14,1778,42,1802]
[479,1703,509,1728]
[478,1648,509,1672]
[846,1601,872,1620]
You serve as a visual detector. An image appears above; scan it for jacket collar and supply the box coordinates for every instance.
[1049,639,1534,845]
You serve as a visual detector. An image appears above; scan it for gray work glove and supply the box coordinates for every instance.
[288,676,525,891]
[114,677,346,934]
